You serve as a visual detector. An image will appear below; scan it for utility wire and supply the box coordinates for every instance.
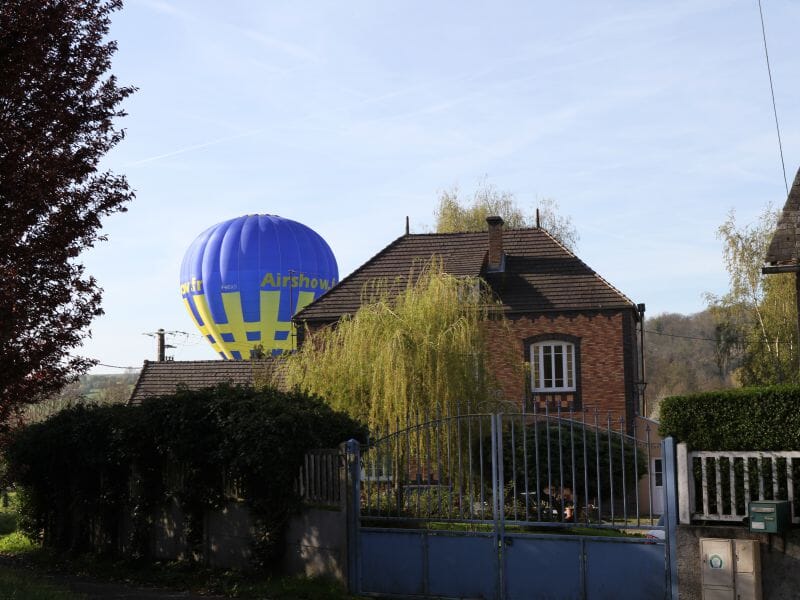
[95,362,138,370]
[646,328,797,346]
[645,329,718,343]
[757,0,789,196]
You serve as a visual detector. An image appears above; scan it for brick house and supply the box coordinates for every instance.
[294,217,645,429]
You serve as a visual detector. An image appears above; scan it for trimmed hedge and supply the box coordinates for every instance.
[4,385,366,567]
[658,385,800,450]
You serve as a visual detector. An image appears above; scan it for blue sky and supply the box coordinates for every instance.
[83,0,800,372]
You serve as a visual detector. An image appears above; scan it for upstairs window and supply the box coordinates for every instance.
[530,340,576,392]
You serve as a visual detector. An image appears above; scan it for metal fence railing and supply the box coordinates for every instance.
[359,407,663,530]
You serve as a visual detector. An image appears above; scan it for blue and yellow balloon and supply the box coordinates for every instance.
[180,214,338,359]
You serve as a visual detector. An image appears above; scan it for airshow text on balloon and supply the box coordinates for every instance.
[179,272,337,297]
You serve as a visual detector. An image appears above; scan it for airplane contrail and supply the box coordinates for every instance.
[124,129,266,167]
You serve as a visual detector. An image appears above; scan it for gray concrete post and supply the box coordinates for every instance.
[344,439,361,594]
[676,443,691,525]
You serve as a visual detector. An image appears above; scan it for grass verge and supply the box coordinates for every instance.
[0,533,353,599]
[0,490,353,599]
[0,566,86,599]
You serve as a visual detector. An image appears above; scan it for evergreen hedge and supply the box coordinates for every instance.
[501,423,647,506]
[4,385,366,567]
[658,385,800,450]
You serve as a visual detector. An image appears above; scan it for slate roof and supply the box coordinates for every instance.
[295,227,635,322]
[764,167,800,271]
[128,358,286,404]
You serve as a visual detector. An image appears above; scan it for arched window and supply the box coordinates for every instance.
[527,335,580,393]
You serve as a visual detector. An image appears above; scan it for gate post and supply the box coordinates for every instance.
[662,436,679,600]
[491,413,506,600]
[676,442,692,525]
[344,439,361,594]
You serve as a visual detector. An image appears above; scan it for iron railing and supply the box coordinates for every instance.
[359,405,662,530]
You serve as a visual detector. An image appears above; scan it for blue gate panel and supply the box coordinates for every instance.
[427,532,498,600]
[504,535,583,600]
[360,529,425,596]
[584,539,666,600]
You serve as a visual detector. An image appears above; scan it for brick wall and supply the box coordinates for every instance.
[486,310,636,426]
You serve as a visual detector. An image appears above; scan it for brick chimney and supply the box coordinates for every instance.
[486,216,505,272]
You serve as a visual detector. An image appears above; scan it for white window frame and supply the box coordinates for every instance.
[530,341,576,393]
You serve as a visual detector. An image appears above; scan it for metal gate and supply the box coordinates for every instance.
[349,409,678,599]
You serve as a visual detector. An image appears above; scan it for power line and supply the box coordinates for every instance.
[646,328,796,346]
[645,329,717,343]
[94,362,138,370]
[757,0,789,196]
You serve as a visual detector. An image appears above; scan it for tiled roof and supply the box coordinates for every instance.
[295,227,635,322]
[765,167,800,268]
[128,358,286,404]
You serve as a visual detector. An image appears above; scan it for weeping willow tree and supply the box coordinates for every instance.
[284,260,518,436]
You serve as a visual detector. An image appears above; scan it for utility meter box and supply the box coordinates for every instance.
[749,500,791,534]
[700,539,762,600]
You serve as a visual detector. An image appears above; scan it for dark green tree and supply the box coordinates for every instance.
[0,0,134,424]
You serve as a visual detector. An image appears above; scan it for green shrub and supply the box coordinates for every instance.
[4,385,366,568]
[499,422,647,515]
[658,385,800,450]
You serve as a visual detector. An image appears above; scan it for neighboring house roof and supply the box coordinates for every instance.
[295,226,636,323]
[764,166,800,272]
[128,358,285,404]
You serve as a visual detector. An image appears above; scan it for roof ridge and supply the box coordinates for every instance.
[406,226,546,237]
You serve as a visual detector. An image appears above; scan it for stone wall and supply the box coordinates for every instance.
[283,505,348,582]
[114,498,349,578]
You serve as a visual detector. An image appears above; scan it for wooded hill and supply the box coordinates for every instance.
[25,371,140,423]
[644,309,738,418]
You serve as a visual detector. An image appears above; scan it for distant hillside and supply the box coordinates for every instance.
[24,371,140,423]
[644,309,738,418]
[22,317,735,424]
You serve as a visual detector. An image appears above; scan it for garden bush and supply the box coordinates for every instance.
[499,422,647,515]
[4,384,366,568]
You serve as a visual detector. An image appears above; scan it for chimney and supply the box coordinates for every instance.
[486,216,505,272]
[156,328,166,362]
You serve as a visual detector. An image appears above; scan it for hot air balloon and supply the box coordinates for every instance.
[180,214,338,359]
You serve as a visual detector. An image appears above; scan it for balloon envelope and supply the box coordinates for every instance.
[180,214,338,359]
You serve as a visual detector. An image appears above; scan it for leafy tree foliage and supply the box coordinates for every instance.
[0,0,134,423]
[284,261,520,435]
[705,207,798,386]
[434,182,579,251]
